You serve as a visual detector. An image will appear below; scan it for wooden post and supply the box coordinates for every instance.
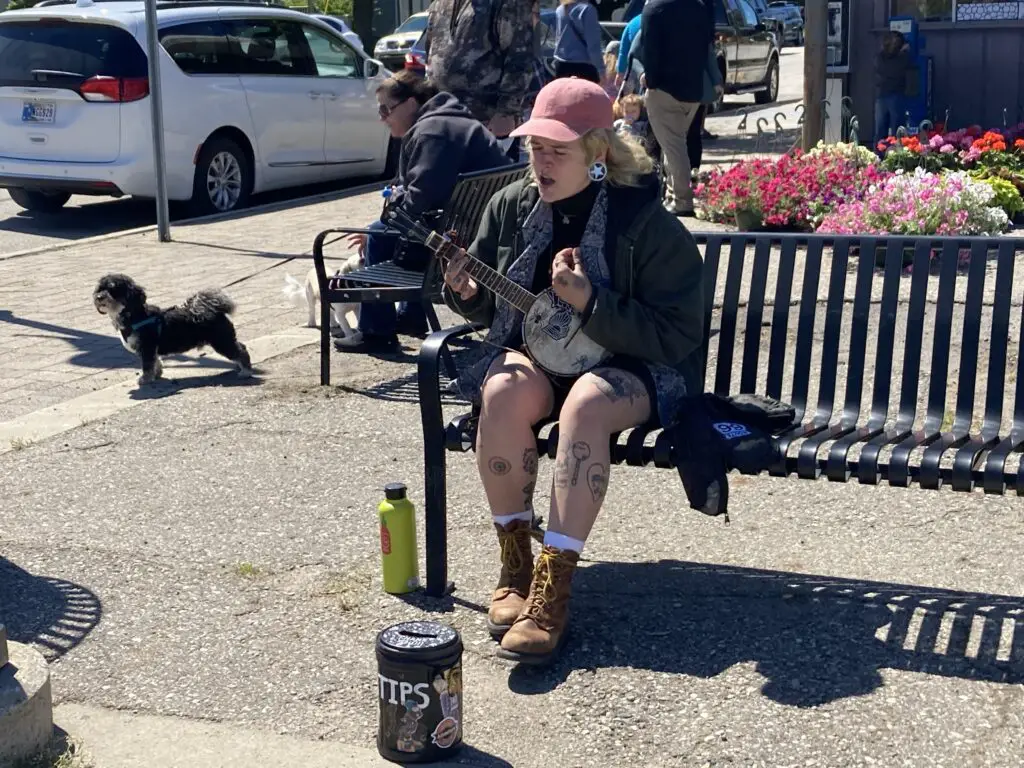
[802,0,828,151]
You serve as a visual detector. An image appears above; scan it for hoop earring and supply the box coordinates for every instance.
[588,161,607,182]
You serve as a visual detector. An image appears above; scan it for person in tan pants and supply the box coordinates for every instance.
[638,0,713,216]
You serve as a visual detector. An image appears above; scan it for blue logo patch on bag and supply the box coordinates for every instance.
[713,422,751,440]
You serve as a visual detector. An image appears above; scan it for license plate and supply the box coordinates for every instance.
[21,101,56,124]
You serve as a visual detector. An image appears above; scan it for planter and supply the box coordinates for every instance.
[734,209,763,231]
[873,243,916,268]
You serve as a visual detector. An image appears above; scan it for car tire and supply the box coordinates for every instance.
[189,136,251,217]
[755,57,779,105]
[8,188,71,213]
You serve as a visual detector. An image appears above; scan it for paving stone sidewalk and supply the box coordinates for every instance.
[1,343,1022,768]
[0,188,385,424]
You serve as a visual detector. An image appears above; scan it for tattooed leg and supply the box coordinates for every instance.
[549,367,651,542]
[477,352,554,517]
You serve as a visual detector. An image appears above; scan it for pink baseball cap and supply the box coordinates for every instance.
[510,77,615,142]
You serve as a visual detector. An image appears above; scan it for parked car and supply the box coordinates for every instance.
[760,1,803,45]
[372,11,428,73]
[312,14,365,53]
[710,0,780,110]
[0,0,393,214]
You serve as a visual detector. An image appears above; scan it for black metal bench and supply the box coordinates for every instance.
[416,233,1024,596]
[311,163,529,385]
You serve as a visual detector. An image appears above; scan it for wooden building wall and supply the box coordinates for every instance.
[846,0,1024,136]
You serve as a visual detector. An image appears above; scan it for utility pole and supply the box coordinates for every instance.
[802,0,827,151]
[143,0,171,241]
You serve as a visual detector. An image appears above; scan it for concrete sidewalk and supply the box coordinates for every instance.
[55,704,473,768]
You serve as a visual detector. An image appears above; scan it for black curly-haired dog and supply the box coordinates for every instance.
[93,273,252,385]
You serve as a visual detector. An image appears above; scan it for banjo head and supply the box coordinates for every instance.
[523,289,609,377]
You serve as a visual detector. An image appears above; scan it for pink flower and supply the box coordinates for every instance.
[940,144,955,154]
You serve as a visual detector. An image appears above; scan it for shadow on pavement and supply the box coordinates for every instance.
[0,557,102,661]
[126,369,264,400]
[504,560,1024,706]
[0,311,247,372]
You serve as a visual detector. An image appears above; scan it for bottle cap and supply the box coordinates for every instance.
[384,482,407,501]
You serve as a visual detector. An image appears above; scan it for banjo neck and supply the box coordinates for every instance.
[427,232,536,315]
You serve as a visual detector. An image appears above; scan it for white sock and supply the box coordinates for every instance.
[493,511,532,527]
[543,531,585,554]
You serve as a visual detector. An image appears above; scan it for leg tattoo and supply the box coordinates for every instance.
[522,447,538,476]
[594,370,644,406]
[570,441,591,485]
[523,480,536,510]
[489,456,512,475]
[586,463,608,503]
[553,449,570,488]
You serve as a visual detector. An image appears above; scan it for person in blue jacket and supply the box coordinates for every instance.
[553,0,604,83]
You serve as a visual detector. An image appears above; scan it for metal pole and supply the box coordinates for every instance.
[802,0,827,151]
[143,0,171,241]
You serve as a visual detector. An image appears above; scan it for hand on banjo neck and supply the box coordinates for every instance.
[443,246,593,313]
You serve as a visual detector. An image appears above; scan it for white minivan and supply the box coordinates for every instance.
[0,0,394,214]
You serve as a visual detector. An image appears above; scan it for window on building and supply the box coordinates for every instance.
[891,0,1023,23]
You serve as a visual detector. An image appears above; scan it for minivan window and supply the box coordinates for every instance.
[160,20,235,75]
[224,19,314,76]
[303,26,360,77]
[0,20,146,88]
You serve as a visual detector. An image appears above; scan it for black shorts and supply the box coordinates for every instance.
[543,354,661,428]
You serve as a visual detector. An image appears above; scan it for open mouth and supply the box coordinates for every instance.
[538,175,555,188]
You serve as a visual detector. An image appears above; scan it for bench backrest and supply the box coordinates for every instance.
[439,162,530,244]
[420,162,530,296]
[694,233,1024,437]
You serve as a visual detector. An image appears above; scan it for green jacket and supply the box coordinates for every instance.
[444,175,707,392]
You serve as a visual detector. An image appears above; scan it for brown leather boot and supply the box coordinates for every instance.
[486,519,534,639]
[496,545,579,665]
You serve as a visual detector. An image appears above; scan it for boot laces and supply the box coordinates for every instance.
[522,549,569,628]
[498,527,529,576]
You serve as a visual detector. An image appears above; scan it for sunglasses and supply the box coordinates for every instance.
[378,102,397,120]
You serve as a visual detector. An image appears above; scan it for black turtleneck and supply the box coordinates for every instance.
[530,182,600,296]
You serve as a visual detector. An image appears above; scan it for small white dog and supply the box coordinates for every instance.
[284,253,362,339]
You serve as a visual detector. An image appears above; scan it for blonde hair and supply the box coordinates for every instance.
[527,128,654,187]
[613,93,643,119]
[603,52,617,79]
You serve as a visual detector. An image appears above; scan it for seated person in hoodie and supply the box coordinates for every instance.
[339,70,512,354]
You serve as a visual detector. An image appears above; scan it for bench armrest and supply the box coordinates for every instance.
[418,323,483,447]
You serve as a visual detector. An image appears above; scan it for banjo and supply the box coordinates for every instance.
[381,204,610,377]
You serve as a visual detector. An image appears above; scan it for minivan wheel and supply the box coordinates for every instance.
[755,58,779,105]
[190,137,251,216]
[8,188,71,213]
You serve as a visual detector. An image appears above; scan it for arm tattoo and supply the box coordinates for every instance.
[488,456,511,475]
[570,441,591,485]
[522,448,538,476]
[587,463,608,503]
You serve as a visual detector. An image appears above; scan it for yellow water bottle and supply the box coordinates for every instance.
[378,483,420,594]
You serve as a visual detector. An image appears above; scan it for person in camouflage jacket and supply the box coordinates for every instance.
[424,0,537,138]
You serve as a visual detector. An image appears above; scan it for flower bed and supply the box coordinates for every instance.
[695,143,887,232]
[817,168,1009,237]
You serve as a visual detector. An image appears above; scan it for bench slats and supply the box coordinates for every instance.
[714,237,747,396]
[765,238,798,401]
[740,237,772,394]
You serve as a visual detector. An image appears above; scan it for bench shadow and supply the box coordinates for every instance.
[505,560,1024,707]
[0,557,102,661]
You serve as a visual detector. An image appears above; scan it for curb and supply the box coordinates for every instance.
[0,178,386,263]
